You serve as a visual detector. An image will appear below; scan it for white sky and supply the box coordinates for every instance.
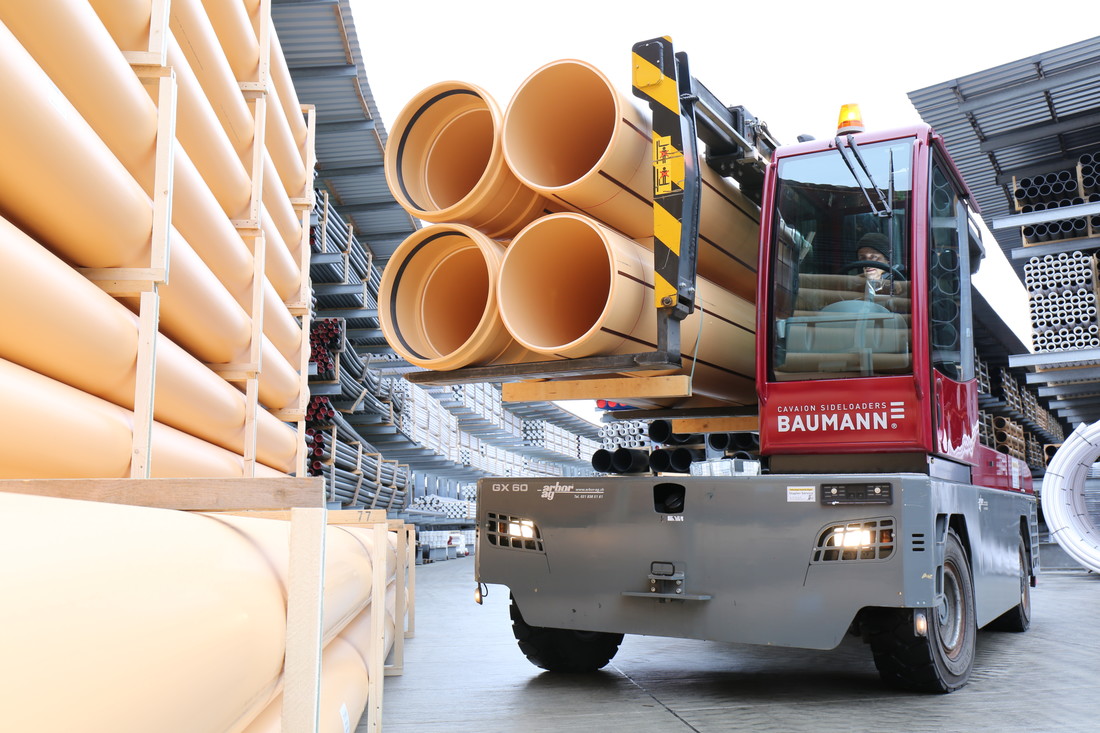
[353,0,1096,368]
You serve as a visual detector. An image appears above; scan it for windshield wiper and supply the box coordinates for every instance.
[835,134,892,218]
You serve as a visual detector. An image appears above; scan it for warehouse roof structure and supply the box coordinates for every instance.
[909,35,1100,281]
[272,0,417,262]
[911,36,1100,426]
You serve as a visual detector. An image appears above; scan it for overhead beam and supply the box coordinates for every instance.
[288,63,357,79]
[316,163,384,178]
[980,110,1100,153]
[958,63,1100,113]
[1024,365,1100,385]
[316,119,377,134]
[992,201,1100,230]
[340,201,408,214]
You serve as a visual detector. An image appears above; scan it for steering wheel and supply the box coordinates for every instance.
[840,259,906,281]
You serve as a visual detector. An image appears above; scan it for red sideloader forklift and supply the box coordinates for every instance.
[453,38,1038,693]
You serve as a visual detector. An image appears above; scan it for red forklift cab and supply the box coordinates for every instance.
[755,123,1031,492]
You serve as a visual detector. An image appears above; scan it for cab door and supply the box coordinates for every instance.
[928,157,979,463]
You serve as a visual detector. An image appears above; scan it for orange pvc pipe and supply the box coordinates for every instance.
[0,358,285,478]
[498,213,757,406]
[378,223,540,370]
[239,538,398,733]
[0,493,285,732]
[502,59,762,301]
[385,81,556,239]
[173,0,307,199]
[0,216,297,473]
[0,495,386,732]
[0,16,301,409]
[89,0,306,272]
[203,0,260,82]
[5,0,302,305]
[165,0,305,253]
[239,638,369,733]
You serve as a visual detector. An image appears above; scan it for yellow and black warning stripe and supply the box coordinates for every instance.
[632,36,686,310]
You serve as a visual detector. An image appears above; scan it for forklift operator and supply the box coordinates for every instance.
[855,232,901,296]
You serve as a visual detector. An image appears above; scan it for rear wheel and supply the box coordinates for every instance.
[988,538,1031,632]
[868,530,976,693]
[509,595,623,672]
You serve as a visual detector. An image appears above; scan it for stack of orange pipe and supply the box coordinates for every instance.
[381,59,762,407]
[0,0,312,476]
[0,493,400,733]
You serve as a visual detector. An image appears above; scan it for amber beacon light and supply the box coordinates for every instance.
[836,103,865,134]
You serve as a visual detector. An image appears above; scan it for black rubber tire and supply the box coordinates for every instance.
[509,595,623,672]
[987,538,1032,633]
[867,530,976,693]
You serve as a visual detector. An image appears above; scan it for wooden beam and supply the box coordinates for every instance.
[282,506,326,733]
[671,416,759,433]
[0,477,325,510]
[502,375,691,403]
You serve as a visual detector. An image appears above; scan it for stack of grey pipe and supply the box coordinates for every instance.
[409,494,475,520]
[523,420,601,462]
[306,407,410,509]
[1015,152,1100,244]
[598,420,649,450]
[309,190,385,347]
[1027,434,1044,468]
[1024,251,1100,352]
[1016,171,1088,244]
[591,418,762,475]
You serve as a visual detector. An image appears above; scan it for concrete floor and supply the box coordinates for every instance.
[371,557,1100,732]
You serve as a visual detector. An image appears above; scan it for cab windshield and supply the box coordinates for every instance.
[769,139,914,381]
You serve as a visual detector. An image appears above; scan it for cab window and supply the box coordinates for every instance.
[769,139,914,381]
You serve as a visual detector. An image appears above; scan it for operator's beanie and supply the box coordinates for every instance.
[857,232,890,259]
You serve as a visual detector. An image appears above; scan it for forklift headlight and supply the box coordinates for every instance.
[835,528,873,548]
[812,519,895,562]
[486,513,544,552]
[504,520,537,539]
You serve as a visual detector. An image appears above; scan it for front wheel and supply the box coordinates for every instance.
[509,595,623,672]
[867,530,976,693]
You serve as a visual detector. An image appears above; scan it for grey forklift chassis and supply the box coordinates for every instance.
[476,474,1036,651]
